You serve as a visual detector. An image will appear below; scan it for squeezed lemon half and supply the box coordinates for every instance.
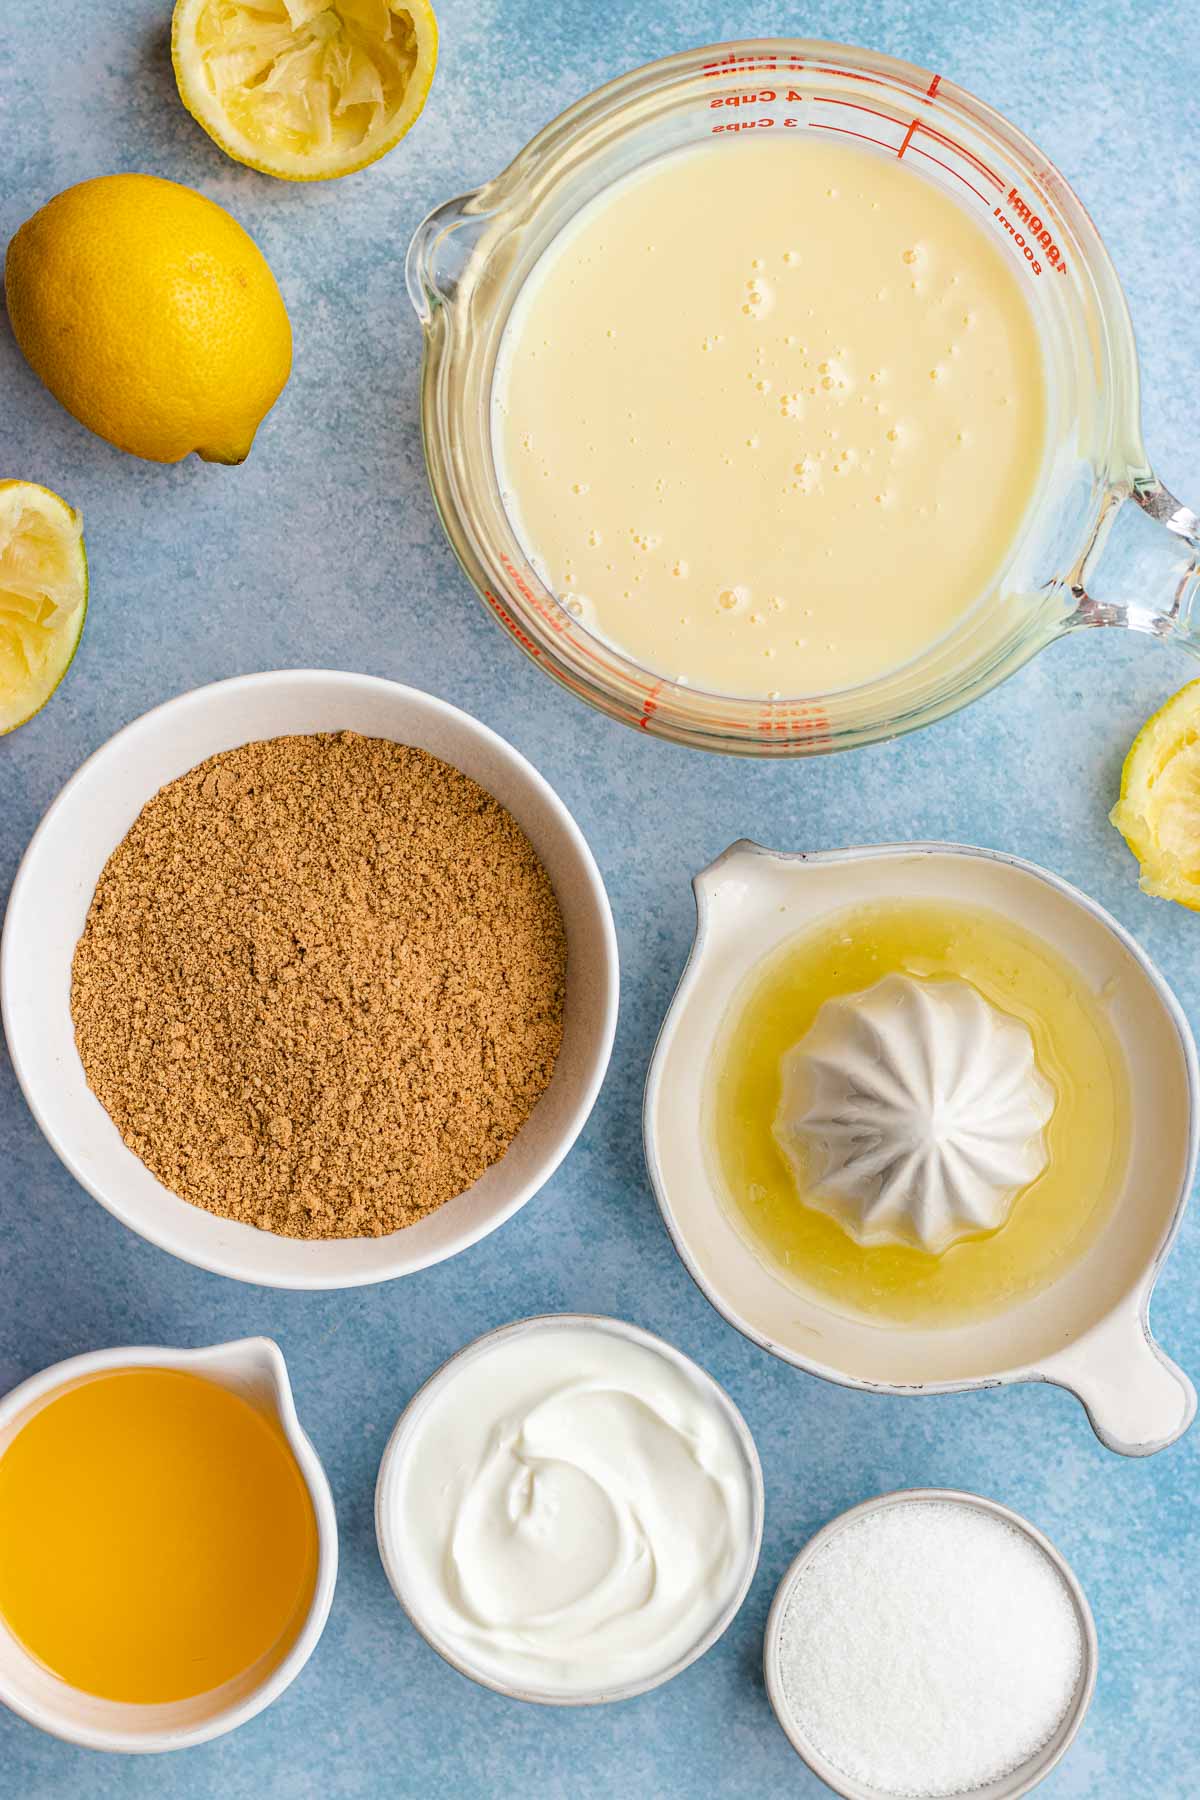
[1111,679,1200,908]
[171,0,438,182]
[0,482,87,736]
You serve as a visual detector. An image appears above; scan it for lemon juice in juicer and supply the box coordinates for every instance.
[708,899,1130,1328]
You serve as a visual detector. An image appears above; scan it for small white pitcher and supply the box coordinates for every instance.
[0,1336,338,1752]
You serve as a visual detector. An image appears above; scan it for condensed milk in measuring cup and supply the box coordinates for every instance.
[492,135,1046,697]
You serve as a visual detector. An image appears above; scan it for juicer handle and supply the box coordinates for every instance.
[1047,1303,1196,1457]
[1070,479,1200,648]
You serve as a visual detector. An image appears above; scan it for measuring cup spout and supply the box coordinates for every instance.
[405,190,489,326]
[1067,479,1200,649]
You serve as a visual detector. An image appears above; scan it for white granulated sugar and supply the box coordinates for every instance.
[777,1500,1084,1798]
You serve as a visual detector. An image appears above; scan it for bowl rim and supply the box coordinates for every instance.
[642,838,1199,1400]
[761,1486,1099,1800]
[373,1310,765,1706]
[0,1336,338,1754]
[0,668,619,1290]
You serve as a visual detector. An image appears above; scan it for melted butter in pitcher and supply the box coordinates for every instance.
[707,901,1130,1327]
[0,1368,318,1703]
[492,135,1047,697]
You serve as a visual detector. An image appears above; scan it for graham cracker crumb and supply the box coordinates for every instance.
[70,732,567,1239]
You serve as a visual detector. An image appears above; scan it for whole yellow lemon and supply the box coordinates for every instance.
[4,174,292,464]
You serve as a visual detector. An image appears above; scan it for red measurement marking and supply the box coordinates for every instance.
[802,119,993,213]
[927,72,942,98]
[709,86,784,110]
[639,682,664,730]
[711,117,777,134]
[908,143,993,208]
[500,551,585,639]
[484,591,615,708]
[499,551,553,614]
[897,118,918,159]
[815,95,906,130]
[753,704,832,740]
[807,121,895,153]
[492,563,704,729]
[483,590,543,658]
[916,119,1003,189]
[495,554,632,683]
[809,64,887,88]
[811,96,1001,192]
[1001,186,1067,270]
[701,52,804,77]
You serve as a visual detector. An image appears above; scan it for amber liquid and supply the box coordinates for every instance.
[708,900,1130,1328]
[0,1367,318,1703]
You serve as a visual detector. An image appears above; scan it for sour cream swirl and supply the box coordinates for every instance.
[388,1322,757,1697]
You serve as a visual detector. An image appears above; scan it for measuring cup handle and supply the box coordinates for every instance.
[1068,478,1200,647]
[405,190,486,325]
[1044,1300,1196,1457]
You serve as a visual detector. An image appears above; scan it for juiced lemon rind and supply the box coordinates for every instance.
[1110,678,1200,909]
[171,0,438,183]
[0,481,87,736]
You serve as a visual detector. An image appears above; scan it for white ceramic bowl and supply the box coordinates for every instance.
[645,840,1197,1456]
[763,1488,1098,1800]
[1,670,619,1288]
[0,1337,337,1753]
[374,1313,765,1705]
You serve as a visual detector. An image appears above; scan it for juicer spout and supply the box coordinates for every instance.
[1067,479,1200,648]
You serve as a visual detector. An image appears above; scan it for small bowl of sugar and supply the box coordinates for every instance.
[763,1488,1097,1800]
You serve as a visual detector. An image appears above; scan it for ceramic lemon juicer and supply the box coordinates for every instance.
[773,971,1056,1256]
[644,841,1197,1456]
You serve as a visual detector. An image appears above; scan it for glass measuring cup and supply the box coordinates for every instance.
[408,37,1200,756]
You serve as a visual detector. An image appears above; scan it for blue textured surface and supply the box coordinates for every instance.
[1,2,1198,1795]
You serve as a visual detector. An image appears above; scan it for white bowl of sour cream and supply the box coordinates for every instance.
[374,1314,764,1704]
